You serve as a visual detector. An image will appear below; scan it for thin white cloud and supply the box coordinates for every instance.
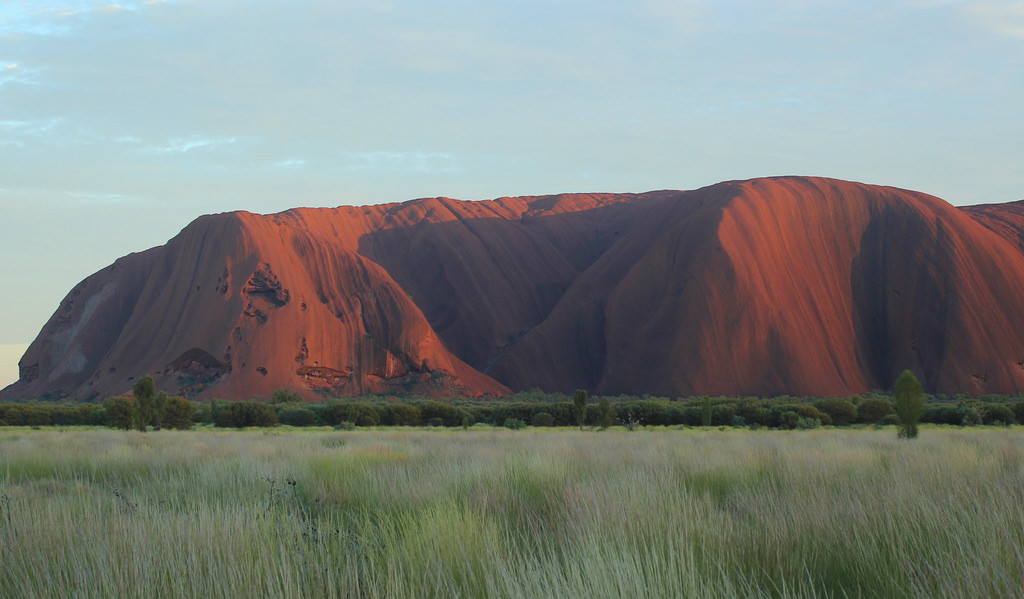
[274,158,307,169]
[109,134,142,144]
[344,151,461,174]
[147,136,239,154]
[0,1,144,37]
[968,1,1024,39]
[0,117,64,139]
[0,62,43,87]
[64,189,148,203]
[0,186,150,207]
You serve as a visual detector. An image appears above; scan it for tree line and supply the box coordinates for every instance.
[0,372,1018,432]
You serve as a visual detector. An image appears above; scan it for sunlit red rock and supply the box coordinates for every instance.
[5,177,1024,401]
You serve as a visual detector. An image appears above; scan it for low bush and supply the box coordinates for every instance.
[857,398,895,424]
[277,407,320,427]
[419,401,468,427]
[796,417,821,430]
[382,403,421,426]
[214,401,278,428]
[531,412,555,427]
[815,398,857,426]
[922,405,960,425]
[321,402,382,427]
[876,413,901,426]
[981,403,1015,426]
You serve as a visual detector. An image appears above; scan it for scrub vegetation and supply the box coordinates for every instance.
[2,389,1023,431]
[1,427,1022,598]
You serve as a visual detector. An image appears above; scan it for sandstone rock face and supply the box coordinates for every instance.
[5,176,1024,400]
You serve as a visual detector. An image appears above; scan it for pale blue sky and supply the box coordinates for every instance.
[2,0,1023,387]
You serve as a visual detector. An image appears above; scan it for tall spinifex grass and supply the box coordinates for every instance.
[0,427,1022,598]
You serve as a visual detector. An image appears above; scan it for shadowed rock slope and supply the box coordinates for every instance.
[6,176,1024,401]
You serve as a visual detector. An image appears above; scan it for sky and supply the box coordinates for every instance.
[1,0,1023,389]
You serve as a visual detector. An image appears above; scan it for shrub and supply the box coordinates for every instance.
[277,407,320,427]
[711,404,736,426]
[531,412,555,427]
[981,403,1015,426]
[214,401,278,428]
[857,398,895,423]
[922,405,960,425]
[795,405,831,426]
[161,396,196,430]
[49,405,103,426]
[876,413,901,426]
[734,398,762,423]
[271,388,304,404]
[419,401,467,427]
[321,402,382,427]
[320,403,347,426]
[796,417,821,430]
[104,396,135,430]
[768,405,829,428]
[503,418,526,430]
[334,421,356,431]
[1012,402,1024,426]
[346,403,382,427]
[623,401,678,426]
[382,403,421,426]
[959,405,983,427]
[779,410,800,430]
[815,398,857,426]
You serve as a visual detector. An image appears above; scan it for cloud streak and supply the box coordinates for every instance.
[0,1,145,37]
[343,151,461,174]
[147,137,240,154]
[968,1,1024,39]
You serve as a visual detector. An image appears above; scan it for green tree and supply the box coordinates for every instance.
[132,375,156,432]
[104,396,135,430]
[598,396,615,430]
[271,388,304,404]
[701,396,713,427]
[161,396,196,430]
[152,391,169,430]
[573,389,588,430]
[893,370,925,439]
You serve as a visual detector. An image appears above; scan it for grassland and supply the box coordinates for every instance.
[1,426,1021,598]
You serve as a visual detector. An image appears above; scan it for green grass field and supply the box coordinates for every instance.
[1,426,1021,598]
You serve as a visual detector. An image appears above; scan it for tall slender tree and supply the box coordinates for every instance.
[598,396,615,430]
[893,370,924,439]
[132,375,156,432]
[574,389,589,431]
